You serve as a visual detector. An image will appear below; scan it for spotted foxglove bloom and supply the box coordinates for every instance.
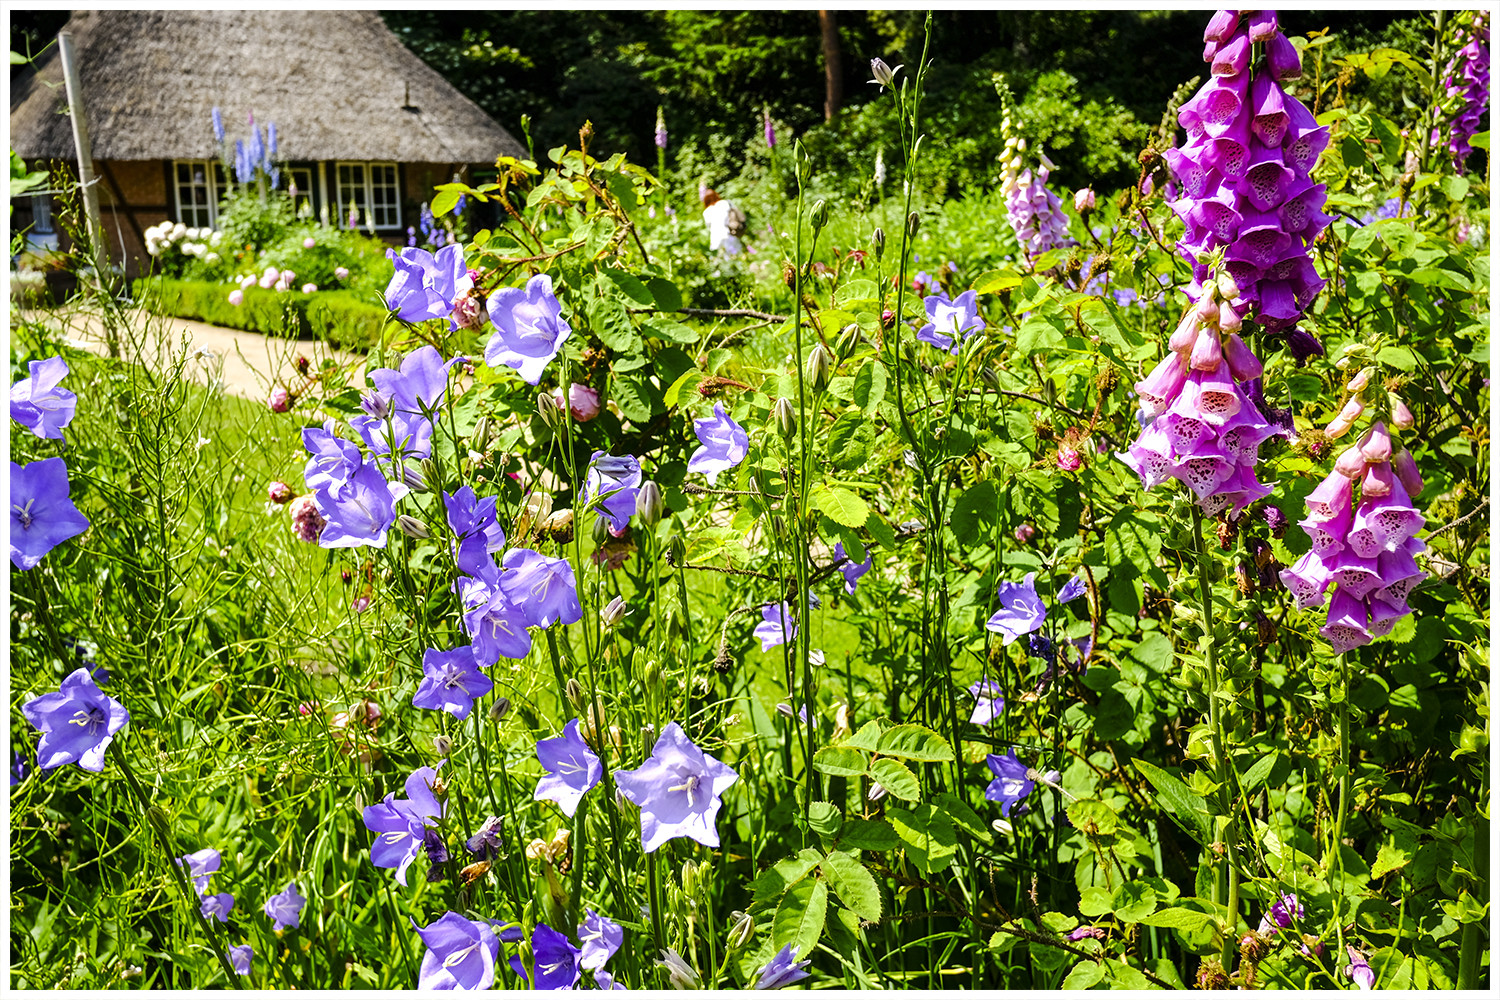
[832,541,873,594]
[917,289,986,354]
[754,944,812,989]
[486,273,573,385]
[581,451,642,533]
[688,402,749,484]
[175,848,221,897]
[534,719,603,817]
[10,458,90,570]
[984,749,1036,817]
[1166,10,1331,330]
[1435,12,1490,171]
[578,909,623,971]
[985,573,1047,644]
[414,645,493,720]
[1279,422,1425,654]
[499,548,583,629]
[385,244,472,325]
[968,677,1005,725]
[613,722,739,852]
[21,667,127,772]
[362,762,445,886]
[1116,291,1276,517]
[414,911,501,991]
[1003,162,1072,258]
[264,882,306,931]
[10,356,77,439]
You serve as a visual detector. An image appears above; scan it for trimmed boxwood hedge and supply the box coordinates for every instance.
[132,278,390,351]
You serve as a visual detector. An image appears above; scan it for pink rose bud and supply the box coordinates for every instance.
[267,480,294,504]
[1056,447,1082,471]
[297,700,319,716]
[1358,421,1391,463]
[557,383,600,422]
[351,595,371,614]
[1073,187,1096,213]
[268,386,291,413]
[281,270,296,283]
[1390,396,1414,429]
[1392,448,1424,496]
[1014,523,1037,543]
[301,283,317,294]
[1360,460,1394,497]
[303,237,317,250]
[228,289,244,306]
[273,280,288,292]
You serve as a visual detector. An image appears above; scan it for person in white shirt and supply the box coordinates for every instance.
[700,187,745,256]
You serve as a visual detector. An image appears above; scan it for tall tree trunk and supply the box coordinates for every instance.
[819,10,843,123]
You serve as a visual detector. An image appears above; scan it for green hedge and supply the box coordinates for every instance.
[132,278,390,351]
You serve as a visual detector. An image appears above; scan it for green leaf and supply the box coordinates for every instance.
[868,758,921,801]
[931,792,991,843]
[950,479,999,545]
[820,851,882,922]
[1063,960,1106,990]
[1132,758,1212,846]
[887,805,957,874]
[641,317,699,344]
[430,188,462,217]
[1066,797,1120,837]
[773,877,828,957]
[852,358,887,413]
[1375,345,1418,371]
[1138,907,1213,930]
[1079,886,1113,917]
[612,373,661,423]
[645,276,683,312]
[1016,311,1066,354]
[602,267,654,307]
[590,297,642,353]
[810,484,868,529]
[1111,880,1159,922]
[662,368,703,408]
[842,719,885,752]
[1371,831,1417,879]
[1239,751,1280,793]
[837,278,880,303]
[837,818,899,853]
[809,801,843,841]
[749,847,824,904]
[972,268,1023,295]
[876,723,955,762]
[1440,174,1470,201]
[826,412,874,471]
[811,746,869,778]
[864,511,896,550]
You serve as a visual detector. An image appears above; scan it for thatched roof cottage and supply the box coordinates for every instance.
[10,10,527,274]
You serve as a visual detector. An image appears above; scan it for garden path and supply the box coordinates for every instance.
[27,303,364,401]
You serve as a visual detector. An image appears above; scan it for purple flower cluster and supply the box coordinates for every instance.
[384,245,473,328]
[1116,285,1276,517]
[1280,421,1426,653]
[1167,9,1332,330]
[1002,155,1071,259]
[1436,11,1490,171]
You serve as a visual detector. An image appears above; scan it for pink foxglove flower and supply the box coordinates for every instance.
[1433,12,1490,172]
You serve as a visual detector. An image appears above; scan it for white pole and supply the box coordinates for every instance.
[57,30,107,284]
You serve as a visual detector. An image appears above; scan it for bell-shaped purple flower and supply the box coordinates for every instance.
[984,749,1036,817]
[534,718,603,817]
[414,645,493,720]
[229,944,253,976]
[444,486,506,577]
[688,403,749,485]
[917,290,985,354]
[22,666,128,772]
[10,458,90,570]
[580,452,642,534]
[175,847,221,897]
[384,245,472,324]
[485,273,573,385]
[1056,573,1087,605]
[413,911,501,991]
[985,573,1047,645]
[754,602,797,651]
[457,575,535,665]
[753,944,812,989]
[499,548,582,629]
[529,923,583,990]
[613,721,739,853]
[313,463,407,549]
[968,677,1005,726]
[362,762,446,887]
[832,541,873,595]
[263,882,306,931]
[201,892,235,923]
[302,420,364,491]
[578,909,623,972]
[11,356,77,439]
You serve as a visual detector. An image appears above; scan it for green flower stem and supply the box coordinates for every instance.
[1456,758,1488,989]
[109,740,242,987]
[1330,653,1351,959]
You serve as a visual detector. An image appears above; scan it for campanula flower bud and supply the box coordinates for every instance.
[773,397,797,439]
[537,391,562,429]
[837,322,861,355]
[668,534,687,566]
[729,911,755,949]
[868,57,902,89]
[636,481,664,526]
[810,199,829,232]
[794,141,812,187]
[591,516,612,545]
[805,344,834,393]
[489,697,512,722]
[397,515,430,539]
[601,595,628,628]
[433,734,453,757]
[906,211,921,238]
[872,227,886,261]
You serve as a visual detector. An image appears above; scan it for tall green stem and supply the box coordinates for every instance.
[1330,653,1351,959]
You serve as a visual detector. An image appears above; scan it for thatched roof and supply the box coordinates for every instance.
[10,10,527,163]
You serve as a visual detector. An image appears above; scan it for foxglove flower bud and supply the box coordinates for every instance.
[1390,396,1414,429]
[1358,421,1392,463]
[1334,445,1367,479]
[1325,397,1364,439]
[1347,367,1375,393]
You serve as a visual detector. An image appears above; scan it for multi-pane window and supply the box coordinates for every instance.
[336,161,400,230]
[288,166,314,217]
[173,160,222,228]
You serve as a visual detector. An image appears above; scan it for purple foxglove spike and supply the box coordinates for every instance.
[1268,31,1303,80]
[1226,216,1292,270]
[1244,143,1295,211]
[1135,352,1188,418]
[1203,9,1240,42]
[1248,10,1279,43]
[1175,453,1235,499]
[1304,470,1355,520]
[1320,588,1373,654]
[1278,180,1332,242]
[1116,426,1174,490]
[1211,33,1251,76]
[1190,371,1246,421]
[1392,449,1424,497]
[1249,74,1291,147]
[1280,549,1333,609]
[1209,464,1273,518]
[1357,479,1424,548]
[1181,78,1243,137]
[1210,118,1253,179]
[1164,148,1219,200]
[1254,280,1301,324]
[1167,306,1206,354]
[1165,412,1213,454]
[1283,101,1330,175]
[1221,333,1263,381]
[1358,422,1392,463]
[1299,506,1350,556]
[1360,460,1395,498]
[1188,194,1243,246]
[1326,549,1385,601]
[1218,299,1243,333]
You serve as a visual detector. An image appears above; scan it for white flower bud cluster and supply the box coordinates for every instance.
[144,221,222,261]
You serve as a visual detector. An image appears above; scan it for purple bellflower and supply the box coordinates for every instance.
[229,944,253,976]
[578,909,624,971]
[688,402,749,484]
[301,420,364,491]
[457,574,535,665]
[985,749,1037,817]
[754,943,812,989]
[176,847,221,897]
[754,602,797,651]
[22,667,128,772]
[350,345,461,463]
[264,882,306,931]
[444,486,506,577]
[533,718,603,817]
[413,645,493,720]
[312,462,407,549]
[527,923,583,990]
[832,541,873,594]
[11,356,78,439]
[10,458,90,570]
[414,911,502,991]
[580,452,642,534]
[499,548,583,629]
[985,572,1047,644]
[917,289,986,354]
[1345,945,1376,990]
[968,677,1005,726]
[1056,573,1087,605]
[465,816,504,860]
[486,273,573,385]
[201,892,235,923]
[362,762,446,886]
[613,721,739,852]
[384,244,472,325]
[1258,891,1304,932]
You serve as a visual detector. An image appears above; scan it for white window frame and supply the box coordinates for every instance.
[335,161,401,231]
[173,159,223,228]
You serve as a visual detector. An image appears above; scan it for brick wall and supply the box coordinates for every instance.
[95,160,169,276]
